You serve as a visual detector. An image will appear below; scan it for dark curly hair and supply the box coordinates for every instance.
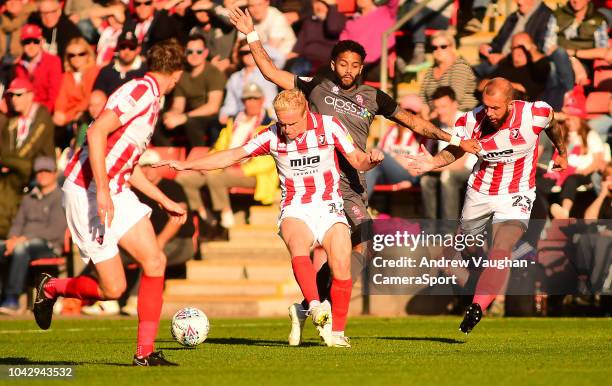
[146,39,185,74]
[330,40,366,63]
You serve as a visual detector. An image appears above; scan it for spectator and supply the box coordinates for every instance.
[553,0,609,89]
[91,1,127,66]
[479,32,551,102]
[589,96,611,148]
[14,24,62,113]
[177,82,277,228]
[64,0,125,43]
[187,0,237,67]
[246,0,296,57]
[288,0,345,75]
[419,31,478,114]
[121,0,185,53]
[401,0,453,72]
[0,77,55,238]
[365,94,423,198]
[28,0,82,59]
[0,156,66,315]
[475,0,556,79]
[53,37,100,136]
[0,0,36,66]
[549,88,607,219]
[420,87,478,224]
[93,30,147,97]
[340,0,399,81]
[163,33,225,147]
[219,40,282,124]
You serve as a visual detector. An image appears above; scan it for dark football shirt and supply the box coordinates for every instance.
[295,75,400,193]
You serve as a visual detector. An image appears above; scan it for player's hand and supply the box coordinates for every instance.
[152,160,189,171]
[96,188,114,227]
[368,149,384,165]
[551,154,568,172]
[404,144,435,176]
[229,6,254,34]
[459,138,481,154]
[161,199,187,225]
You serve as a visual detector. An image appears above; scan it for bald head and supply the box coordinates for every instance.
[483,78,513,103]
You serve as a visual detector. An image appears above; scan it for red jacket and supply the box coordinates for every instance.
[14,52,62,113]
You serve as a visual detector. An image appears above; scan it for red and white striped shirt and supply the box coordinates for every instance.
[378,125,422,157]
[243,112,356,209]
[455,100,553,195]
[64,74,161,194]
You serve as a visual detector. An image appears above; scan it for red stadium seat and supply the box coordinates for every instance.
[373,183,421,193]
[593,60,612,92]
[229,187,255,195]
[586,91,611,118]
[337,0,356,15]
[149,146,187,179]
[186,146,210,161]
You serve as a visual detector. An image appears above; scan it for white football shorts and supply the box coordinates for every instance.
[278,200,349,247]
[459,188,535,236]
[63,181,151,264]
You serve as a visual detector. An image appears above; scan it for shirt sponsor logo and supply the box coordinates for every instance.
[483,149,513,159]
[323,96,372,119]
[290,155,320,168]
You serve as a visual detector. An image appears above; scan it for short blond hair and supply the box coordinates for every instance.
[273,89,307,114]
[431,31,456,49]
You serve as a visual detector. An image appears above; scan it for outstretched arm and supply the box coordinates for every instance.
[344,149,384,171]
[391,109,481,154]
[155,147,250,172]
[404,144,466,175]
[228,7,294,90]
[544,116,568,171]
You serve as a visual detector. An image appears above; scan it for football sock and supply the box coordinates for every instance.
[291,256,319,304]
[330,278,352,332]
[136,275,164,358]
[473,249,511,310]
[44,276,102,300]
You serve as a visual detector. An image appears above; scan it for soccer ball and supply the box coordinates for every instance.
[171,307,210,346]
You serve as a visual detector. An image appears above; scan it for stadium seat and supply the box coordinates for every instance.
[186,146,210,161]
[373,183,421,193]
[337,0,356,15]
[149,146,187,179]
[585,91,611,118]
[593,60,612,92]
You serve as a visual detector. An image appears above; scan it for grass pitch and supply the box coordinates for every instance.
[0,316,610,386]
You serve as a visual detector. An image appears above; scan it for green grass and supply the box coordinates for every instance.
[0,317,610,386]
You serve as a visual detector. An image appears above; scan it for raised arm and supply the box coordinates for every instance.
[156,147,250,172]
[391,109,481,154]
[404,144,466,176]
[228,7,294,90]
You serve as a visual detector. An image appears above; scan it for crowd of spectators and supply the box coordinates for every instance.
[0,0,610,314]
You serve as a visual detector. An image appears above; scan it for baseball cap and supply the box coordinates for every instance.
[117,30,138,49]
[138,149,161,166]
[21,24,42,41]
[33,156,57,173]
[242,83,264,99]
[562,86,587,119]
[7,77,34,94]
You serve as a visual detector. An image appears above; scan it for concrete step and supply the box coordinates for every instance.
[200,241,288,260]
[248,205,280,225]
[186,259,293,281]
[229,224,279,242]
[165,279,301,297]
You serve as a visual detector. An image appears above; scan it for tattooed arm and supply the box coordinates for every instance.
[404,144,466,175]
[391,109,481,154]
[229,7,294,90]
[545,116,568,171]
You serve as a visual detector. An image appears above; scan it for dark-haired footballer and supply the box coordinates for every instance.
[229,6,482,346]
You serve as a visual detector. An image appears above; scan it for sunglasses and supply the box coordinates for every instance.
[194,9,211,14]
[21,38,40,46]
[8,92,26,97]
[186,49,204,55]
[134,0,153,7]
[118,44,137,51]
[68,51,87,59]
[432,44,449,51]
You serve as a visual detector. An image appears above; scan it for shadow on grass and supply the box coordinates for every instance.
[0,357,83,365]
[157,337,320,347]
[376,336,465,344]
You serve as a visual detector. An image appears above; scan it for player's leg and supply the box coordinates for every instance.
[321,222,353,347]
[118,215,176,365]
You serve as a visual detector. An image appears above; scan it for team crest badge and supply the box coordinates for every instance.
[510,127,520,139]
[332,85,339,94]
[356,94,364,106]
[96,235,104,245]
[318,134,326,145]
